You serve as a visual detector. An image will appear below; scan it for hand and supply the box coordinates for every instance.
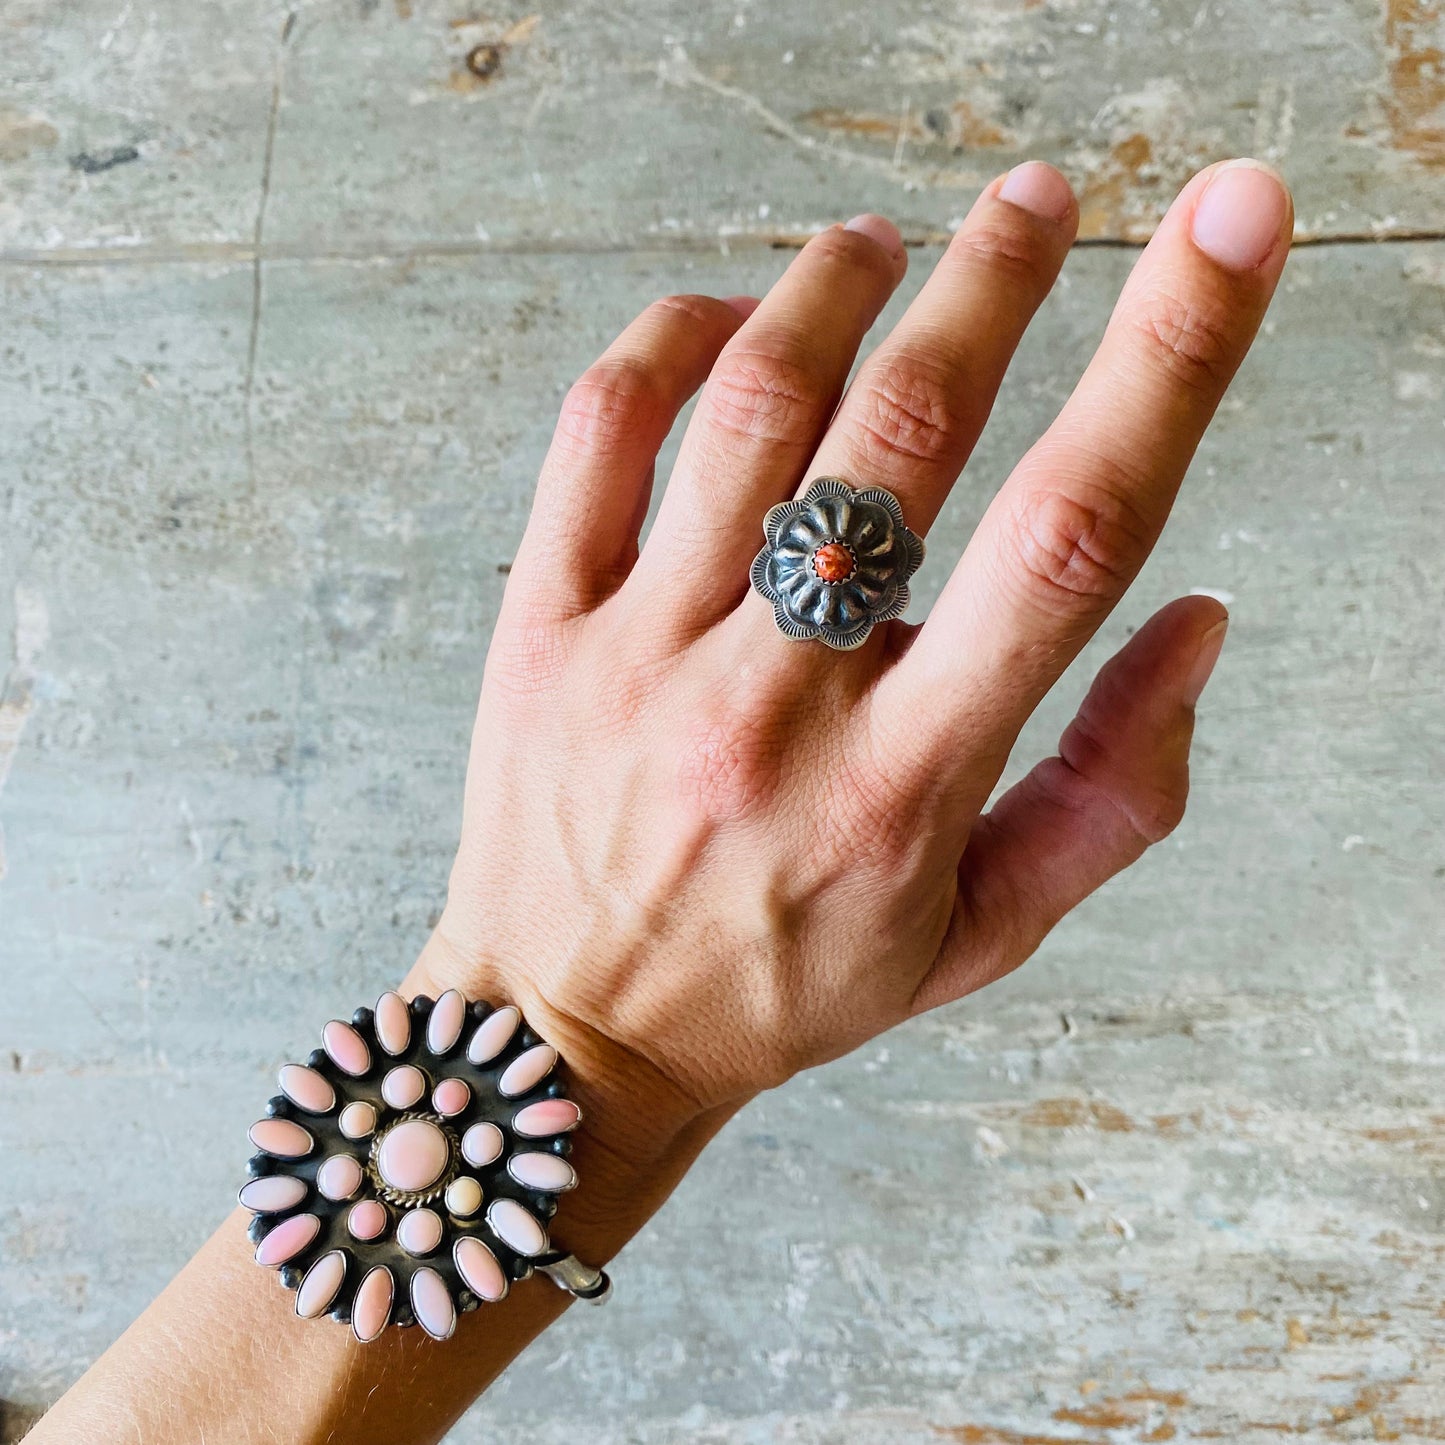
[411,159,1291,1243]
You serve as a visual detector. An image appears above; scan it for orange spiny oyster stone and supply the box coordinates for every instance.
[810,541,855,583]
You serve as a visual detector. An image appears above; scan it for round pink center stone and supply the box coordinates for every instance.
[375,1118,450,1194]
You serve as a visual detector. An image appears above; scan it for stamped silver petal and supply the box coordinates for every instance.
[820,620,875,651]
[805,476,853,501]
[851,512,888,550]
[763,498,808,543]
[750,548,776,601]
[834,586,869,628]
[772,601,820,641]
[854,485,907,528]
[847,576,884,608]
[784,577,819,620]
[873,581,911,622]
[787,510,827,547]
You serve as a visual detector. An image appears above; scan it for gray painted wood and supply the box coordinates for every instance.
[2,243,1443,1441]
[2,1,1444,1441]
[1,0,1443,258]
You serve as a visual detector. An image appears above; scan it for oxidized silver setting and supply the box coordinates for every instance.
[241,990,610,1342]
[750,477,925,649]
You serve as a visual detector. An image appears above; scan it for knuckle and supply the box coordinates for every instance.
[647,292,728,330]
[1128,288,1240,397]
[675,710,785,823]
[557,358,665,454]
[1003,482,1152,616]
[1136,780,1189,842]
[807,224,896,279]
[702,345,830,451]
[488,618,573,701]
[950,218,1054,289]
[1060,712,1189,846]
[852,356,969,470]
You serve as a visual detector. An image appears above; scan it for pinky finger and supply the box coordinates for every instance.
[911,595,1228,1014]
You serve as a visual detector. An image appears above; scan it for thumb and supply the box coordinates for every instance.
[913,594,1228,1013]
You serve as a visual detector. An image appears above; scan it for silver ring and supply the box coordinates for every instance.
[750,478,925,650]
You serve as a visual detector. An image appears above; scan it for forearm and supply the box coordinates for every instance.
[28,941,735,1445]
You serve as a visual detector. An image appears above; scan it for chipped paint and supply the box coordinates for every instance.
[1386,0,1445,168]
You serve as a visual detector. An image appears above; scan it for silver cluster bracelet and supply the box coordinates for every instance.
[241,989,611,1342]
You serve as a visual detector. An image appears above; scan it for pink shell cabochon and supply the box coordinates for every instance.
[242,991,581,1342]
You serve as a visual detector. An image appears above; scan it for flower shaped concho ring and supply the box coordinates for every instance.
[750,477,925,649]
[242,991,609,1343]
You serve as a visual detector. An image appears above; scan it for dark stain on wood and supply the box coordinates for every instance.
[69,144,140,175]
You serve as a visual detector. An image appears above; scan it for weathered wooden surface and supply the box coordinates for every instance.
[2,3,1444,1443]
[1,0,1443,256]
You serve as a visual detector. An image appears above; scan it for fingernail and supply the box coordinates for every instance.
[1185,618,1229,706]
[1190,159,1291,271]
[997,160,1075,222]
[844,213,906,265]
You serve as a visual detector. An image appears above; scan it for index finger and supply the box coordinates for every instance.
[875,159,1292,793]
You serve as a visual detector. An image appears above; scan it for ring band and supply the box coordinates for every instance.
[750,478,925,650]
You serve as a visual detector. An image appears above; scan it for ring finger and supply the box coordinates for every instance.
[631,217,909,641]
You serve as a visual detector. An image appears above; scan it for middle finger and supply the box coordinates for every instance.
[807,161,1079,539]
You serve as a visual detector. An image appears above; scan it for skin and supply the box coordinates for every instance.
[27,158,1292,1445]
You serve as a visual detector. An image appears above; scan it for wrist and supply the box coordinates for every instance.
[402,926,737,1267]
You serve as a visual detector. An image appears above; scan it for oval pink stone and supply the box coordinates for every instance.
[461,1122,504,1167]
[427,989,467,1054]
[487,1198,547,1256]
[255,1211,320,1267]
[432,1077,470,1117]
[499,1045,557,1098]
[248,1118,314,1159]
[374,990,412,1055]
[375,1118,450,1194]
[339,1101,377,1140]
[317,1154,363,1201]
[296,1250,346,1319]
[454,1236,509,1302]
[348,1199,388,1242]
[410,1267,456,1341]
[239,1174,308,1214]
[278,1063,335,1114]
[351,1266,394,1343]
[512,1099,581,1138]
[397,1207,443,1257]
[508,1152,576,1192]
[466,1006,519,1065]
[322,1020,371,1077]
[381,1065,426,1110]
